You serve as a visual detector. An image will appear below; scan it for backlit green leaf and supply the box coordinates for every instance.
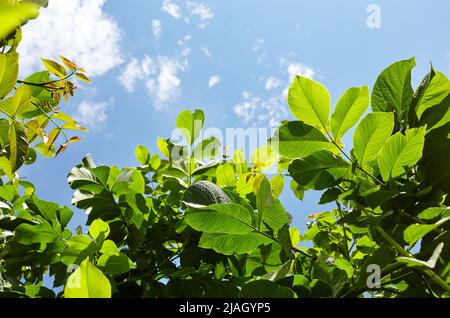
[288,76,330,129]
[176,109,205,145]
[0,52,19,99]
[372,57,415,113]
[271,121,334,159]
[64,259,111,298]
[331,86,369,140]
[353,112,394,165]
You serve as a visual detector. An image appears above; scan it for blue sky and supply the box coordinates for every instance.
[18,0,450,236]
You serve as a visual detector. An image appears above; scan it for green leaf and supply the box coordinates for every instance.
[334,257,354,278]
[67,166,105,193]
[150,153,161,170]
[416,71,450,119]
[176,109,205,145]
[418,207,450,221]
[256,179,289,231]
[288,76,330,129]
[215,163,235,187]
[0,3,39,41]
[289,150,349,190]
[193,136,220,160]
[377,127,426,181]
[14,222,58,244]
[135,145,150,165]
[353,112,394,165]
[371,57,416,113]
[270,175,284,198]
[89,219,110,241]
[0,156,12,179]
[0,118,9,147]
[239,280,296,298]
[157,137,170,158]
[257,179,273,228]
[64,259,111,298]
[199,232,272,255]
[330,86,369,140]
[185,203,255,235]
[290,180,304,201]
[97,253,135,276]
[404,216,450,245]
[319,187,342,204]
[8,121,28,173]
[271,121,334,159]
[41,58,66,78]
[11,84,33,116]
[419,94,450,132]
[100,240,120,256]
[262,200,290,231]
[0,52,19,99]
[61,234,97,265]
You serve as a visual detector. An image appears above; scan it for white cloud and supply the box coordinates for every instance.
[161,1,214,29]
[265,77,281,90]
[152,19,162,41]
[118,55,186,110]
[253,38,266,64]
[118,55,155,93]
[234,91,288,128]
[177,34,192,46]
[147,57,184,110]
[18,0,123,77]
[208,75,220,88]
[186,1,214,28]
[200,47,212,57]
[75,99,113,129]
[287,63,315,81]
[161,0,182,19]
[235,57,315,127]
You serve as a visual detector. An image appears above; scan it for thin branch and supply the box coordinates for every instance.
[31,100,69,142]
[336,200,350,262]
[17,69,77,88]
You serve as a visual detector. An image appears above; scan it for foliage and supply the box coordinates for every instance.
[1,4,450,298]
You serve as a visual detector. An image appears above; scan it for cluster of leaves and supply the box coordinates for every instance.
[1,3,450,298]
[0,0,89,179]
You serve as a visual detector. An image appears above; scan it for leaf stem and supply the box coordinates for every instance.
[31,100,69,142]
[375,225,450,294]
[336,200,350,262]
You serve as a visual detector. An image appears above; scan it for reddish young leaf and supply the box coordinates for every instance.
[55,143,68,157]
[59,55,78,71]
[75,72,91,83]
[69,136,82,143]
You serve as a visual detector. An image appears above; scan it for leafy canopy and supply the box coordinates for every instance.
[1,3,450,298]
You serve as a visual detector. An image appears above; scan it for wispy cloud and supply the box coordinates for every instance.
[75,99,114,129]
[208,75,220,88]
[265,77,281,90]
[234,91,288,128]
[18,0,123,77]
[161,0,182,19]
[253,38,266,64]
[118,55,186,110]
[200,47,212,58]
[161,0,214,29]
[152,19,162,41]
[234,56,315,127]
[186,1,214,29]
